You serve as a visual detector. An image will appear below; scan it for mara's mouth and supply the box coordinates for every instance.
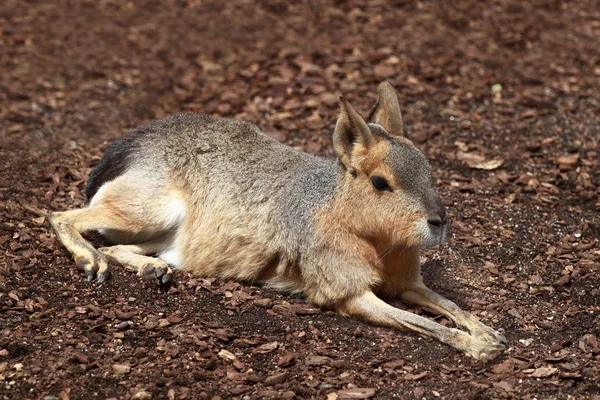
[416,219,449,249]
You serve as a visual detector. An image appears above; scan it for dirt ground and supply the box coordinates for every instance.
[1,0,599,399]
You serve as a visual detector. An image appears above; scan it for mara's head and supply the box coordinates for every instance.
[331,82,448,249]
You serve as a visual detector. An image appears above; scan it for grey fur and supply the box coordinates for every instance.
[282,161,339,250]
[367,122,443,218]
[386,140,443,217]
[92,112,339,246]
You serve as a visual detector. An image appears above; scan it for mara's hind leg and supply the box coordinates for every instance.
[49,208,113,282]
[49,176,186,283]
[98,241,173,285]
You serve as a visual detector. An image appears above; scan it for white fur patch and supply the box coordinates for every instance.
[158,247,184,269]
[89,183,111,236]
[157,196,187,269]
[89,182,110,208]
[160,196,187,229]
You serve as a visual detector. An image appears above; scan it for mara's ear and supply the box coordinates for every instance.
[367,81,404,137]
[333,95,374,169]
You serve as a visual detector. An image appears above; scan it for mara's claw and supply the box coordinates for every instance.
[74,253,109,283]
[140,262,174,287]
[161,273,173,286]
[85,270,96,281]
[96,268,111,283]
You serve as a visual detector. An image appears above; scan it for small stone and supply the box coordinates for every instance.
[158,319,171,328]
[112,364,131,374]
[218,349,236,361]
[115,321,133,331]
[131,391,152,399]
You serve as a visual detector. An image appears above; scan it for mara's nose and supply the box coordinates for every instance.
[427,207,447,229]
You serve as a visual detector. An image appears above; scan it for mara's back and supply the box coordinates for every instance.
[88,113,325,200]
[86,113,338,290]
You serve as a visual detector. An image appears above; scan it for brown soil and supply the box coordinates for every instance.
[1,1,599,399]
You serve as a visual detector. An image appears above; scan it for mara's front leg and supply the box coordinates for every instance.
[400,283,507,350]
[337,291,506,360]
[378,247,506,355]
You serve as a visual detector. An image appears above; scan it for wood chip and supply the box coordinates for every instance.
[337,388,376,399]
[532,367,558,378]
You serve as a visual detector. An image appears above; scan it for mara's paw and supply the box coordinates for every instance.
[468,337,507,361]
[74,252,110,282]
[140,262,173,287]
[453,329,507,361]
[469,323,507,349]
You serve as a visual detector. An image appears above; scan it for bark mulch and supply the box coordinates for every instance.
[1,0,599,399]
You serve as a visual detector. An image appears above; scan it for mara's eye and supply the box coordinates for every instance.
[370,176,392,192]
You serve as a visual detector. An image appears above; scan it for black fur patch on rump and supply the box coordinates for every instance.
[85,132,141,200]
